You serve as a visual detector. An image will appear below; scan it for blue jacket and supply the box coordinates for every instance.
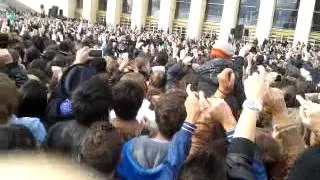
[116,122,196,180]
[9,115,47,145]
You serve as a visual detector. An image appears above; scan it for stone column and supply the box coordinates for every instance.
[293,0,316,45]
[106,0,122,25]
[82,0,99,22]
[256,0,276,44]
[158,0,176,32]
[219,0,241,42]
[186,0,206,39]
[131,0,149,30]
[65,0,77,18]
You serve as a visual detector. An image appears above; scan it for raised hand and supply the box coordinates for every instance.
[244,66,269,105]
[297,95,320,130]
[73,46,90,65]
[185,84,201,124]
[217,68,236,96]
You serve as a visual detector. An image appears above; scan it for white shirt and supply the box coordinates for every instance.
[110,99,157,129]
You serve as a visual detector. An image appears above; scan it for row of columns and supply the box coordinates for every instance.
[75,0,316,44]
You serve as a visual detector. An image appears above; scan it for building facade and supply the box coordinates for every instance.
[16,0,320,44]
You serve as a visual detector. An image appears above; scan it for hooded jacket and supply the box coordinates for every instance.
[196,59,245,113]
[116,122,196,180]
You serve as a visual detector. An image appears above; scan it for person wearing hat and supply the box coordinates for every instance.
[196,41,245,119]
[0,48,28,87]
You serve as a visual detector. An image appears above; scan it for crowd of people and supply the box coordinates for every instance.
[1,7,320,179]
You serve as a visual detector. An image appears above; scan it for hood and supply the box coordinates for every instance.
[196,59,234,85]
[60,64,96,98]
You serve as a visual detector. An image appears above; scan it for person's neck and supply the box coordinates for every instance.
[153,132,170,142]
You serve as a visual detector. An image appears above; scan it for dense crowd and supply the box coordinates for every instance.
[1,8,320,180]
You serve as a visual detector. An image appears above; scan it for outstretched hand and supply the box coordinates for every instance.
[217,68,236,96]
[185,84,201,124]
[244,66,269,104]
[73,46,90,65]
[297,95,320,130]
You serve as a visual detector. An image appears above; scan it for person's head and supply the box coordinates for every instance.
[17,80,47,118]
[72,75,112,126]
[154,90,187,139]
[89,57,106,73]
[8,49,21,66]
[28,58,47,70]
[179,150,227,180]
[210,41,234,60]
[41,48,57,62]
[149,71,166,90]
[24,46,41,65]
[80,121,122,175]
[135,56,151,79]
[0,125,37,150]
[112,81,144,121]
[0,73,18,124]
[255,129,282,165]
[51,54,71,68]
[120,72,147,94]
[153,50,168,66]
[59,40,73,53]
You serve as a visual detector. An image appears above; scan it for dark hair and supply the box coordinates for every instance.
[28,58,47,70]
[179,150,227,180]
[89,57,106,73]
[0,73,19,124]
[51,54,71,68]
[112,81,144,121]
[8,49,21,66]
[155,90,187,139]
[80,121,122,174]
[17,80,47,119]
[41,48,57,62]
[149,71,166,90]
[121,72,147,94]
[154,50,168,66]
[0,125,37,150]
[24,46,41,65]
[32,36,45,53]
[72,75,112,126]
[59,40,73,52]
[27,68,50,84]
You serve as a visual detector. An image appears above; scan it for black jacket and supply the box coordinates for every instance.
[196,59,246,115]
[46,120,88,159]
[227,138,256,180]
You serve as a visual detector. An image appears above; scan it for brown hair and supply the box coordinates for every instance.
[121,72,147,95]
[80,121,123,174]
[0,73,19,124]
[155,90,187,139]
[149,71,166,90]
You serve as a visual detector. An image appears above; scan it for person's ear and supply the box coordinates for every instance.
[151,95,161,108]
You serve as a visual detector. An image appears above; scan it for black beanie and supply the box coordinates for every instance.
[288,147,320,180]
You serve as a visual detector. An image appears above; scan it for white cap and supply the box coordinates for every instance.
[212,41,234,56]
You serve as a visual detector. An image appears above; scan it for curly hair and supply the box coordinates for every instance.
[80,121,122,174]
[0,73,19,124]
[155,90,187,139]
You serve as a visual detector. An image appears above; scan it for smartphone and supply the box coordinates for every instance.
[89,49,103,57]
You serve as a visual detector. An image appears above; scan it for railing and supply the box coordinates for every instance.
[270,28,295,43]
[120,14,131,29]
[309,32,320,45]
[145,16,159,32]
[96,10,106,23]
[172,19,188,35]
[202,22,220,37]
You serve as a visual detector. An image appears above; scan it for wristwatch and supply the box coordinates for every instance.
[243,99,263,112]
